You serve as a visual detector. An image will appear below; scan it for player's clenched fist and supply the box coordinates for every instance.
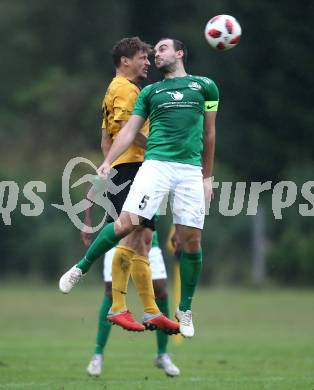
[97,161,111,178]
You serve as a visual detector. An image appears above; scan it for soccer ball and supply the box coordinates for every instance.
[204,15,242,51]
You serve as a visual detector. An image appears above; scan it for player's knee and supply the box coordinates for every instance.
[131,239,150,256]
[142,228,153,247]
[138,232,152,255]
[182,235,201,253]
[126,227,152,256]
[114,212,136,236]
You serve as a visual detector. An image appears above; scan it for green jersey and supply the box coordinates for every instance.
[133,75,219,166]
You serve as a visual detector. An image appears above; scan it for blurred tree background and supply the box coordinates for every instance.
[1,0,313,286]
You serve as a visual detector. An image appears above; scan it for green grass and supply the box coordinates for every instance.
[0,284,314,389]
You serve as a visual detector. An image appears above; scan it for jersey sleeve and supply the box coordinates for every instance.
[204,79,219,112]
[132,86,150,119]
[113,85,138,121]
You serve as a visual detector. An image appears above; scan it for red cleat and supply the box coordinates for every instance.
[143,313,180,335]
[107,310,145,332]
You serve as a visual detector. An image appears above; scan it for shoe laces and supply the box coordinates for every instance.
[181,311,192,326]
[69,268,82,284]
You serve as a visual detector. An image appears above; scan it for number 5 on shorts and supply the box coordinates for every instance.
[139,195,150,210]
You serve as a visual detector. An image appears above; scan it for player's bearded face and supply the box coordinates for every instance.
[155,57,177,74]
[154,41,177,74]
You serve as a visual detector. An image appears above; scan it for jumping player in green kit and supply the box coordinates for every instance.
[59,38,219,338]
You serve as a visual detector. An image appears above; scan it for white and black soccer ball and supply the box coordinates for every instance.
[205,15,242,51]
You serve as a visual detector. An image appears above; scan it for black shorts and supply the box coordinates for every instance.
[106,162,155,230]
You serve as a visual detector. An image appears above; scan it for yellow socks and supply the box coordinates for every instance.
[111,245,134,312]
[111,248,160,315]
[131,255,160,314]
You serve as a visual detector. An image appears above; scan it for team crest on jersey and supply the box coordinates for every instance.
[166,91,184,101]
[188,82,201,90]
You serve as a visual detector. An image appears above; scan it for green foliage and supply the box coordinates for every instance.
[267,230,314,286]
[266,164,314,286]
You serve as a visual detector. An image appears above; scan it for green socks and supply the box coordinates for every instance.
[179,250,202,311]
[77,223,121,273]
[156,297,169,355]
[95,295,113,355]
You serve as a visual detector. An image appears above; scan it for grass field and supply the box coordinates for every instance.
[0,284,313,390]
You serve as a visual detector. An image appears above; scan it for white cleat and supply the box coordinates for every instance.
[59,265,83,293]
[86,354,103,376]
[154,353,180,377]
[175,308,194,338]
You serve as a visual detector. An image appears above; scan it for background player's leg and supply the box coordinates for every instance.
[150,245,180,377]
[154,280,169,355]
[87,282,112,376]
[95,285,113,354]
[154,287,180,377]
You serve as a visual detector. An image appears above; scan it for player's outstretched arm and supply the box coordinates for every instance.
[97,115,145,177]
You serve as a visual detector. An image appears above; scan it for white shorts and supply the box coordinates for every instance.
[103,246,167,282]
[122,160,205,229]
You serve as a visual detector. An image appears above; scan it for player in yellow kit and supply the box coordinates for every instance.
[62,37,179,335]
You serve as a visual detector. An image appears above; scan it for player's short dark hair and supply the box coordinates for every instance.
[111,37,151,67]
[158,38,188,64]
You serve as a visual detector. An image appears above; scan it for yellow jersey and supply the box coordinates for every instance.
[101,75,149,167]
